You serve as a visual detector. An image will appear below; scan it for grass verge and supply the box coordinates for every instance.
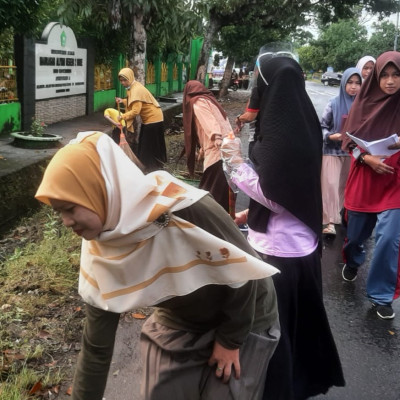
[0,207,82,399]
[0,129,196,398]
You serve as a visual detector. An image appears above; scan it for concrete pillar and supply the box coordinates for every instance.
[14,35,35,132]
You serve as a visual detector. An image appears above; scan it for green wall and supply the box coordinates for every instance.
[160,82,169,96]
[190,37,203,80]
[93,89,116,112]
[0,102,21,135]
[146,83,157,96]
[113,54,126,99]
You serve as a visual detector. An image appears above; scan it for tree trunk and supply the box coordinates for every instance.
[127,8,147,147]
[219,55,235,98]
[196,10,221,85]
[129,8,147,85]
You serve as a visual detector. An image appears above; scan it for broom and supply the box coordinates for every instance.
[117,103,145,171]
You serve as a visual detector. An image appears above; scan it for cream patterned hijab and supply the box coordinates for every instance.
[36,132,278,312]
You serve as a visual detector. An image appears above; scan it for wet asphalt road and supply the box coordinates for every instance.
[313,228,400,400]
[102,82,400,400]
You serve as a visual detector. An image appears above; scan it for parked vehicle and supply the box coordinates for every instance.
[321,72,342,86]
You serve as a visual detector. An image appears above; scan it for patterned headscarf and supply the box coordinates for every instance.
[36,132,278,312]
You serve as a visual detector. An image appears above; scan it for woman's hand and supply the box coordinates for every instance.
[235,116,245,134]
[329,133,342,141]
[196,148,204,162]
[388,135,400,150]
[214,137,223,148]
[234,209,248,225]
[208,341,240,383]
[364,154,394,174]
[115,97,122,104]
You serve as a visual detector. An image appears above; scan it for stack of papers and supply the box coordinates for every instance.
[345,132,400,156]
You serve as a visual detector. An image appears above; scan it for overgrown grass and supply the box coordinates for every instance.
[0,207,82,399]
[0,129,197,398]
[0,366,40,399]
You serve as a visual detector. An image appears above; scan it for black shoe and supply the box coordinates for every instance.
[238,224,248,232]
[374,304,395,320]
[342,264,357,282]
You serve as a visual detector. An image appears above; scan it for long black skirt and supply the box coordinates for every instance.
[138,121,167,172]
[199,160,230,213]
[263,250,345,400]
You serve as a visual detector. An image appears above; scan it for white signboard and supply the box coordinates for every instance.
[35,22,87,100]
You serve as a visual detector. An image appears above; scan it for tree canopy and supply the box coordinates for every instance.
[192,0,399,83]
[0,0,64,36]
[1,0,399,82]
[56,0,200,80]
[298,18,398,72]
[317,19,369,71]
[0,0,42,35]
[368,20,398,55]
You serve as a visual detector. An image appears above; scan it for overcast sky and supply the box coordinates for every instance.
[363,9,399,36]
[306,9,399,39]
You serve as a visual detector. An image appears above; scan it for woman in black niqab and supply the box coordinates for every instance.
[225,56,345,399]
[249,56,323,239]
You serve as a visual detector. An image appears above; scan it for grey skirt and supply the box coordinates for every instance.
[140,314,279,400]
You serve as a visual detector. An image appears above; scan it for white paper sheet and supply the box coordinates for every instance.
[345,132,400,156]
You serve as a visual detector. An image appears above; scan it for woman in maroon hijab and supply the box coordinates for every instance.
[183,80,233,212]
[341,51,400,320]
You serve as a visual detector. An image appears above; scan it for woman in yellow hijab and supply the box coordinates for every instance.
[35,131,280,400]
[116,68,167,172]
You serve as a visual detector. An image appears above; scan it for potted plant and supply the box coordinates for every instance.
[11,118,63,149]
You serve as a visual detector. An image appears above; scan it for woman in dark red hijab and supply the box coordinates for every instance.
[182,80,233,212]
[341,51,400,320]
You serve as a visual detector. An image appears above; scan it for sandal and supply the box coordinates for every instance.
[323,223,336,236]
